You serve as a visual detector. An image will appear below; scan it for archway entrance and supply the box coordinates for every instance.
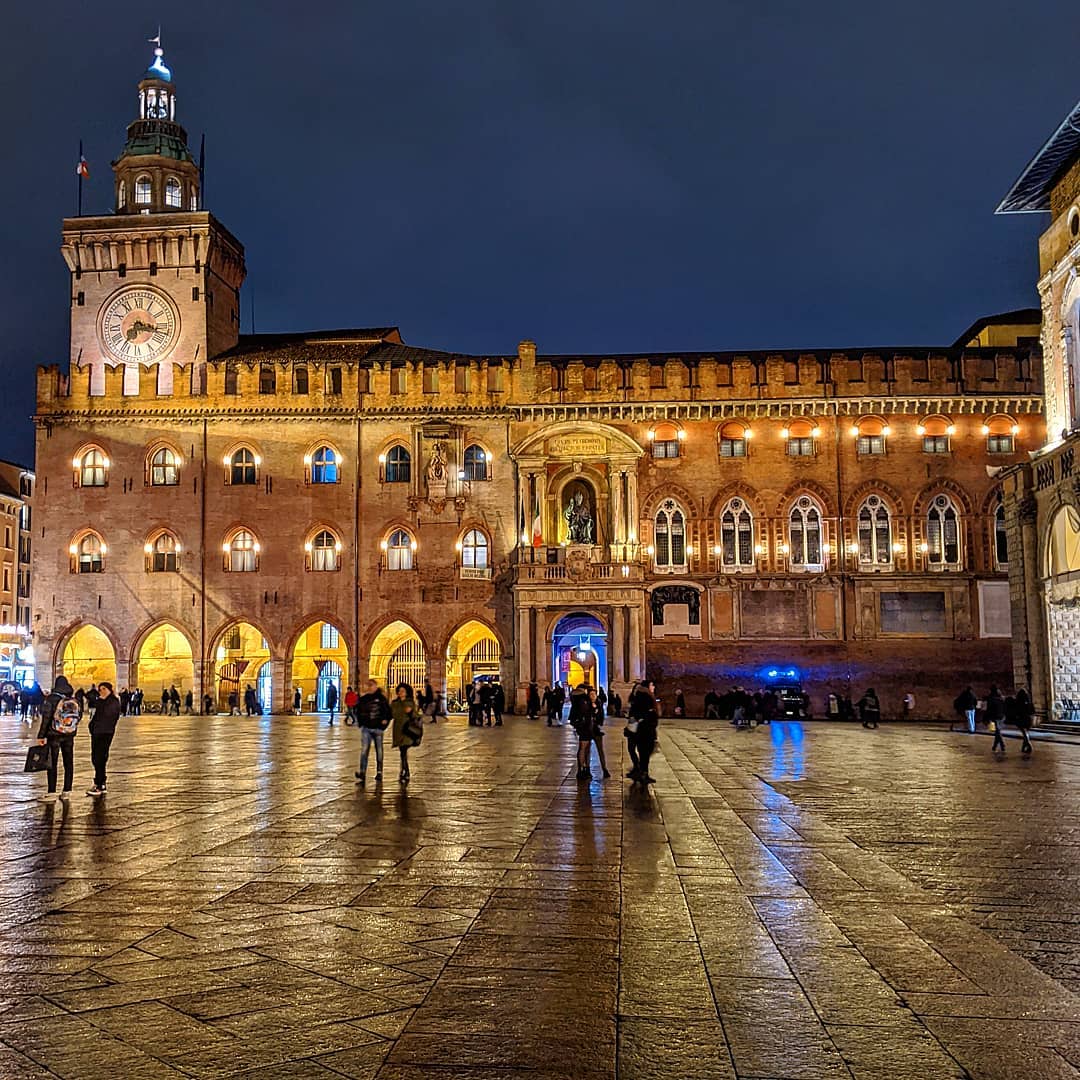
[135,624,194,701]
[291,622,349,711]
[446,620,501,702]
[61,625,117,689]
[212,622,270,713]
[1046,505,1080,721]
[551,612,607,692]
[370,621,426,693]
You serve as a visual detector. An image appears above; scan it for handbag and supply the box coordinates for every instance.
[24,744,50,772]
[403,717,424,746]
[624,720,639,735]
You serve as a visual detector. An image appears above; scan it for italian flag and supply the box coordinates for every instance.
[532,491,543,547]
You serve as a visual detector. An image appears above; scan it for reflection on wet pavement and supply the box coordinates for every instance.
[1,715,1078,1078]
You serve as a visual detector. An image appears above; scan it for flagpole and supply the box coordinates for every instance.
[199,133,205,208]
[77,139,83,216]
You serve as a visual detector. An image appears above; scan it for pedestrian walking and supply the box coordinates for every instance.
[858,688,881,729]
[527,681,541,720]
[355,679,391,786]
[326,681,338,725]
[543,683,557,726]
[119,687,130,716]
[569,683,593,779]
[202,693,213,715]
[293,687,302,715]
[243,684,258,717]
[587,686,610,778]
[492,680,505,726]
[674,689,687,718]
[169,685,181,716]
[184,689,194,714]
[987,686,1007,753]
[344,685,359,725]
[634,680,660,787]
[1014,688,1035,754]
[955,686,977,733]
[35,676,81,802]
[87,681,121,796]
[391,683,422,783]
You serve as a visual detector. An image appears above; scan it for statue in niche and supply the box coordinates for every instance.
[425,441,448,512]
[564,486,595,544]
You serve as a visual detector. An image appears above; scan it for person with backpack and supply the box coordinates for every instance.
[355,679,391,787]
[87,681,121,796]
[569,683,593,779]
[35,675,81,801]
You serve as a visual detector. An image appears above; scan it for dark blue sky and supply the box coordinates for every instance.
[2,1,1074,465]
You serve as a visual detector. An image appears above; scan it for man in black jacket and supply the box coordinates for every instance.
[355,680,391,787]
[87,681,121,796]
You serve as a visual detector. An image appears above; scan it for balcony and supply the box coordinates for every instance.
[513,544,645,584]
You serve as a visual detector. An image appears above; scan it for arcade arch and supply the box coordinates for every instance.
[291,621,349,712]
[551,612,607,691]
[134,623,194,700]
[211,622,270,712]
[446,620,501,700]
[60,625,117,688]
[369,620,426,692]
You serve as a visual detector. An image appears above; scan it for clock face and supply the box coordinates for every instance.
[98,287,179,365]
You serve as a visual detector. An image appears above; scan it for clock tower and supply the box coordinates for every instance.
[61,41,245,395]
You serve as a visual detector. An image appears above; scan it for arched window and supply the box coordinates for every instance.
[310,446,339,484]
[994,501,1008,570]
[74,533,105,574]
[385,528,414,571]
[77,448,108,488]
[460,528,489,568]
[134,176,152,205]
[226,530,259,572]
[719,422,749,458]
[857,495,892,567]
[926,495,960,569]
[149,446,180,486]
[784,419,819,457]
[228,448,257,485]
[719,498,754,568]
[118,181,126,209]
[189,190,198,212]
[985,415,1019,455]
[852,416,889,456]
[788,496,824,570]
[654,499,687,571]
[384,445,411,483]
[308,529,340,572]
[147,532,180,572]
[651,422,681,459]
[463,444,490,481]
[164,177,182,208]
[919,415,954,455]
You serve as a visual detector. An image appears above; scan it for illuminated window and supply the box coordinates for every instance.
[986,415,1018,454]
[857,495,892,567]
[385,445,411,483]
[228,530,258,572]
[994,501,1008,570]
[134,176,152,205]
[321,623,339,649]
[229,448,257,485]
[311,530,339,572]
[926,495,960,569]
[652,422,680,459]
[311,446,338,484]
[77,533,104,574]
[789,496,824,571]
[150,532,179,572]
[79,449,107,488]
[164,177,182,208]
[461,528,488,569]
[720,498,754,568]
[854,416,888,455]
[786,419,817,457]
[654,499,687,571]
[921,415,952,454]
[118,181,126,208]
[150,447,179,486]
[387,529,413,571]
[719,422,747,458]
[463,444,489,481]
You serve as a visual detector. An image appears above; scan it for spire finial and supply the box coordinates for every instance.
[146,29,171,82]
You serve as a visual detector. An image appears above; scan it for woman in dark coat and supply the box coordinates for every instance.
[1014,688,1035,754]
[634,681,659,786]
[391,683,421,782]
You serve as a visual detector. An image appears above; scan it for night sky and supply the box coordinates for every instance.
[2,0,1074,466]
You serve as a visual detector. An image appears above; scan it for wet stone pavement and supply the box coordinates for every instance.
[1,716,1080,1079]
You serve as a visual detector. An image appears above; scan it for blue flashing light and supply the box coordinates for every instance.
[763,665,800,682]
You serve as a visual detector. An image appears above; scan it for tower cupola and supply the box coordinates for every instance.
[112,38,199,215]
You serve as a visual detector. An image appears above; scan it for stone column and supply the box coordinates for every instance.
[192,658,207,711]
[1018,493,1050,717]
[627,604,644,682]
[626,471,640,546]
[610,606,625,684]
[426,655,448,700]
[271,658,286,715]
[517,604,532,686]
[611,470,625,548]
[535,469,548,546]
